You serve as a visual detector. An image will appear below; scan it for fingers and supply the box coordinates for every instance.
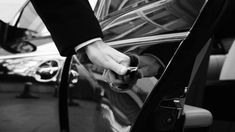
[90,52,128,75]
[85,41,130,75]
[108,48,130,67]
[105,48,130,74]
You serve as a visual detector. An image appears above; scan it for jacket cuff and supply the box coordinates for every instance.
[74,38,102,53]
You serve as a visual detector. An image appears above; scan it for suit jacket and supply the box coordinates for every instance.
[31,0,103,56]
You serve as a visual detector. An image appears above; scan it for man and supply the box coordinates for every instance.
[30,0,130,75]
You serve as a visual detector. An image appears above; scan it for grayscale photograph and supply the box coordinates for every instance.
[0,0,235,132]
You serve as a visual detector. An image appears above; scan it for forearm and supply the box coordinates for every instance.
[30,0,103,56]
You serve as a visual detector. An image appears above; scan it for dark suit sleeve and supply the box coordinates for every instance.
[30,0,103,56]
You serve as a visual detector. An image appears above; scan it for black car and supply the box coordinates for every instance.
[0,0,235,132]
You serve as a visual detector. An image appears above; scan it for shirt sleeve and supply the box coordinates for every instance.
[74,38,102,52]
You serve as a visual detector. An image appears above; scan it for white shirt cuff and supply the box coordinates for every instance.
[74,38,102,52]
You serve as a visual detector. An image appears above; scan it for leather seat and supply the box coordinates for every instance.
[203,40,235,122]
[207,39,235,81]
[184,105,213,128]
[219,40,235,80]
[207,55,226,80]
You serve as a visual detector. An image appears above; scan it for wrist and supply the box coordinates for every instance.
[75,38,102,53]
[84,40,106,52]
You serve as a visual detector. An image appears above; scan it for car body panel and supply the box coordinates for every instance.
[0,0,218,132]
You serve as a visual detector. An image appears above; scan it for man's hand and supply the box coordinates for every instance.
[102,53,142,92]
[85,40,130,75]
[102,68,142,92]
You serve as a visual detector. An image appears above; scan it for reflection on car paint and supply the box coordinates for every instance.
[66,0,205,132]
[0,0,205,132]
[96,0,204,41]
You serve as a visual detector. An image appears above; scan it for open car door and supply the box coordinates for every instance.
[58,0,235,132]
